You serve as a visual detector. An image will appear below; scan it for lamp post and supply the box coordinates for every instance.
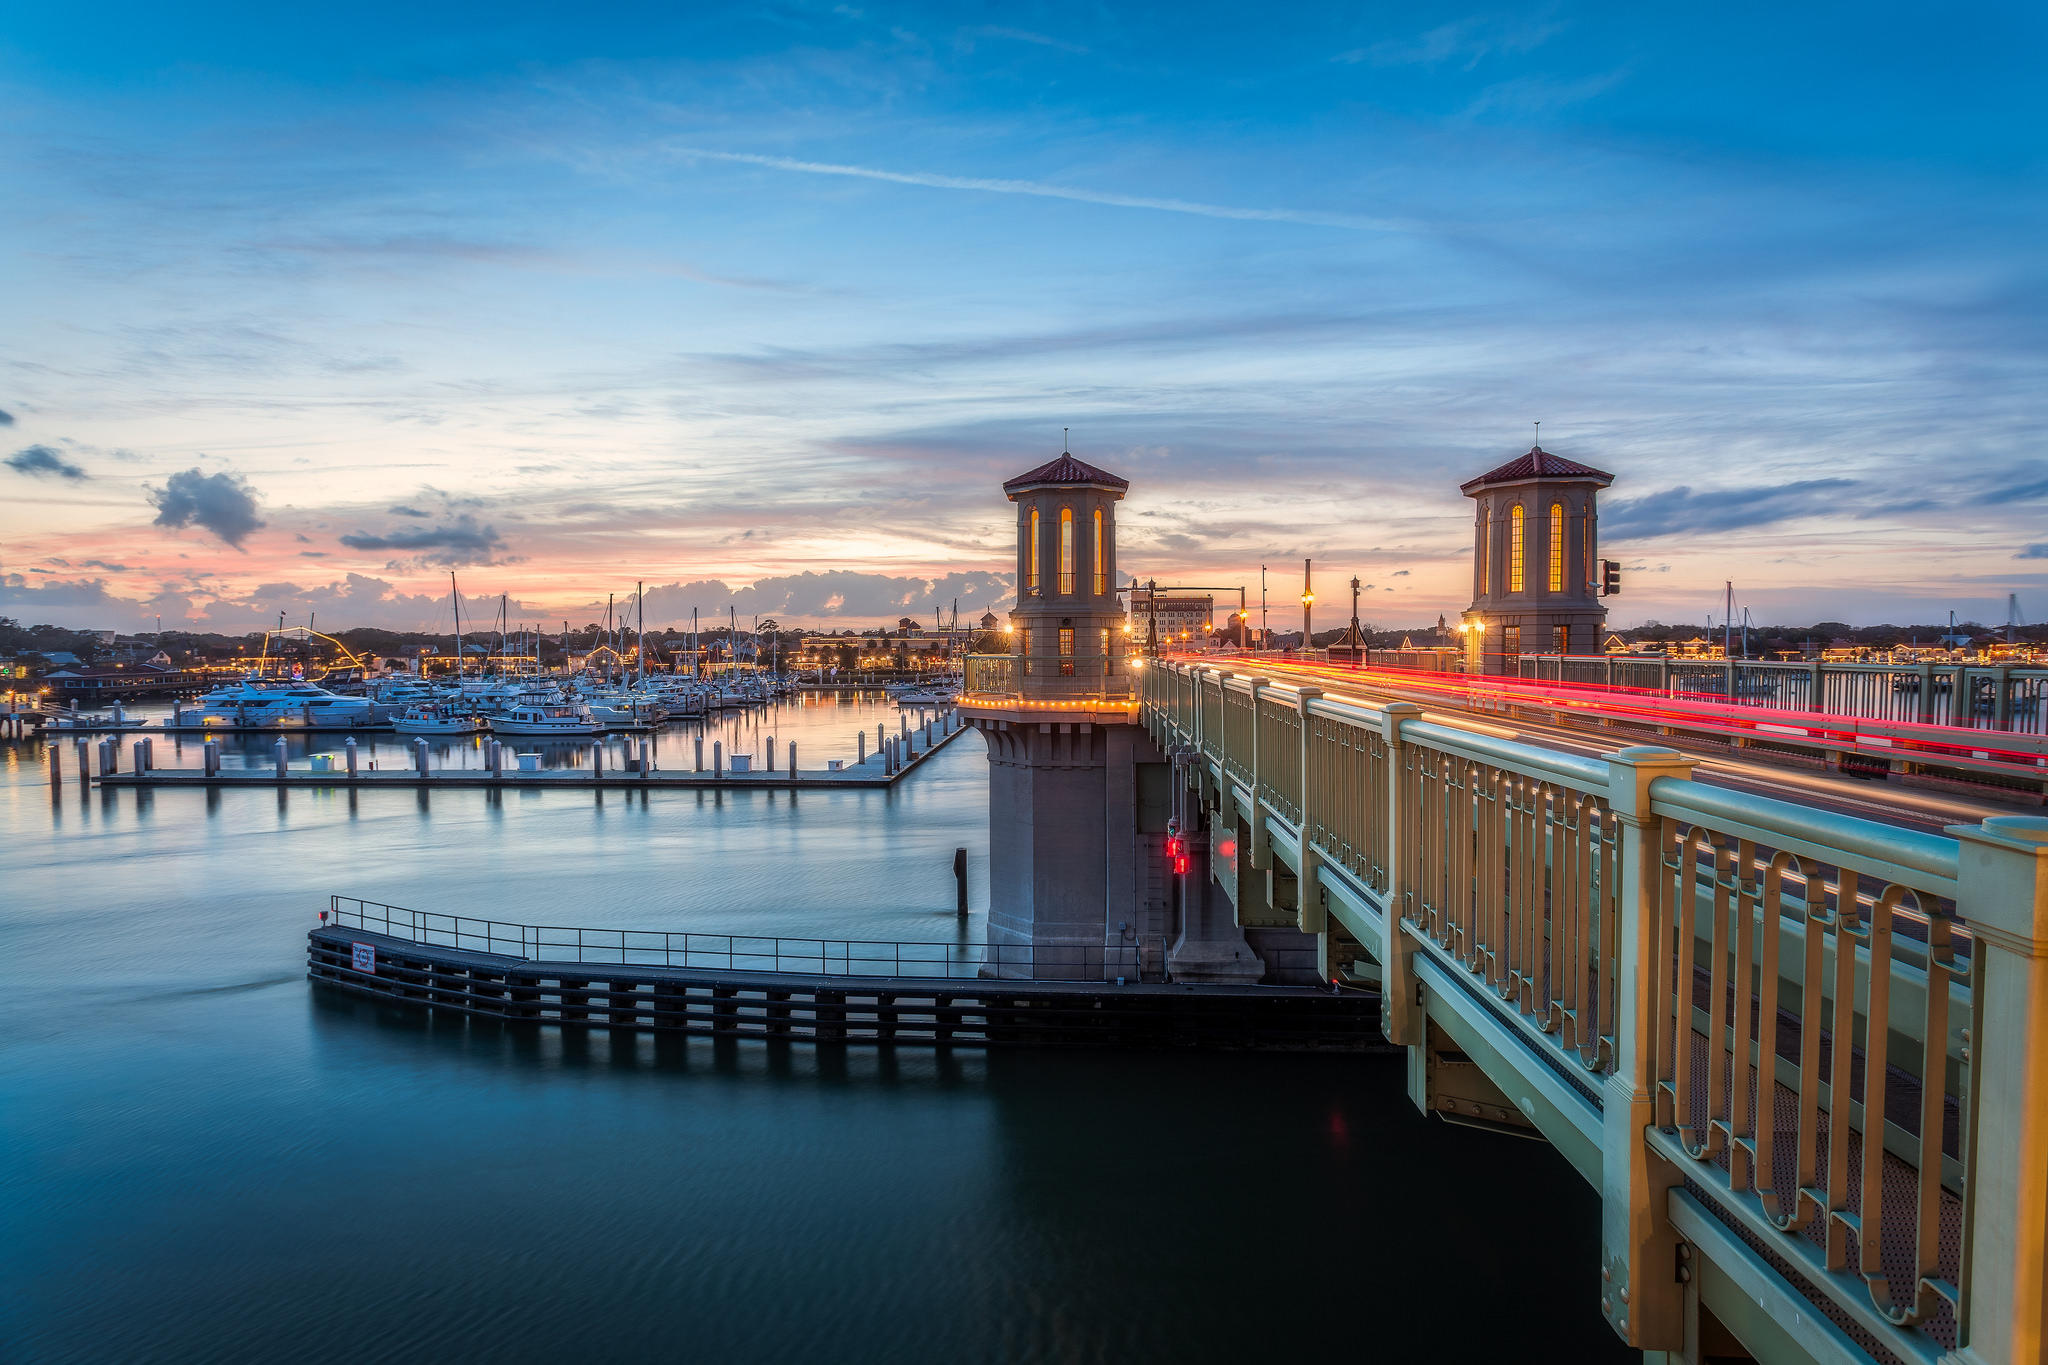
[1301,557,1314,654]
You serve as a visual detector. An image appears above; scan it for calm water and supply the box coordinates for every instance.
[2,696,1627,1363]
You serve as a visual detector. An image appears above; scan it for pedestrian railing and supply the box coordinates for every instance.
[1143,659,2047,1364]
[325,896,1152,982]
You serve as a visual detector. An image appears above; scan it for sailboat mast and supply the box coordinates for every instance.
[450,571,462,680]
[637,580,645,688]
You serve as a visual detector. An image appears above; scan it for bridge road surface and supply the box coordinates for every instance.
[1184,655,2042,839]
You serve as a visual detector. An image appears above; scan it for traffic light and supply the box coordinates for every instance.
[1165,820,1189,877]
[1601,559,1621,596]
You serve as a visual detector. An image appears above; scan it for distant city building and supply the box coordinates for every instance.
[1130,590,1213,646]
[1461,444,1612,673]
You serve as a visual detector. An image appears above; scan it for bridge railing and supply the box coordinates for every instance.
[1142,659,2048,1364]
[1519,652,2048,733]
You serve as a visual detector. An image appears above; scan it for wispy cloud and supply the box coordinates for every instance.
[6,445,88,480]
[1337,14,1563,69]
[667,148,1403,232]
[1604,479,1858,539]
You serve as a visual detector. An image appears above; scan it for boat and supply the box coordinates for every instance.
[391,702,487,735]
[489,699,603,736]
[175,679,384,729]
[894,685,960,706]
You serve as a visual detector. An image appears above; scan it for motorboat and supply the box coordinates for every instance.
[391,702,488,735]
[178,679,384,729]
[489,700,603,736]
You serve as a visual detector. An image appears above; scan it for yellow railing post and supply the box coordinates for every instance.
[1295,688,1324,945]
[1601,745,1695,1350]
[1945,815,2048,1365]
[1378,702,1423,1047]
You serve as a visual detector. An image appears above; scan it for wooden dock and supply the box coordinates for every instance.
[308,925,1383,1051]
[91,711,972,791]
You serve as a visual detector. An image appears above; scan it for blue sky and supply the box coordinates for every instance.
[2,2,2043,632]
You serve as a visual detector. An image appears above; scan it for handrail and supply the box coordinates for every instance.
[1647,774,1961,893]
[324,895,1190,983]
[1139,656,2008,1361]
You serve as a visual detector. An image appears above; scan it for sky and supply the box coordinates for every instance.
[1,2,2044,635]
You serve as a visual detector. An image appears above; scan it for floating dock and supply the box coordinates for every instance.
[308,925,1383,1051]
[88,711,971,791]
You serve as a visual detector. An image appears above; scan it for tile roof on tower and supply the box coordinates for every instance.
[1460,445,1614,494]
[1003,451,1130,494]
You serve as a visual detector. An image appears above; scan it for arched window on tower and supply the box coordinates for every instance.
[1509,505,1525,593]
[1092,508,1106,596]
[1027,508,1040,595]
[1059,508,1075,595]
[1548,502,1564,593]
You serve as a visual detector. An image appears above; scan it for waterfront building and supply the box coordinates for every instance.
[1129,589,1213,647]
[1460,444,1611,674]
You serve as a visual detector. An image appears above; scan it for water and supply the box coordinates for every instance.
[2,697,1629,1363]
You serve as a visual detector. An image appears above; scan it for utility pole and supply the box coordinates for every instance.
[1724,581,1734,659]
[1260,565,1268,652]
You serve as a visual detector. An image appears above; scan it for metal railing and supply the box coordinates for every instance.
[1518,653,2048,734]
[326,896,1144,981]
[961,653,1134,703]
[1139,658,2037,1362]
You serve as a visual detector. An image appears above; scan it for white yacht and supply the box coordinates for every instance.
[489,699,603,736]
[179,679,383,729]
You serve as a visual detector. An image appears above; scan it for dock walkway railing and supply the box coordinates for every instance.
[325,896,1148,982]
[1142,659,2048,1365]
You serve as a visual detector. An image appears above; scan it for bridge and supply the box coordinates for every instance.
[1135,657,2043,1365]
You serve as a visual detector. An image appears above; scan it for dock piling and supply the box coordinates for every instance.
[857,730,866,764]
[99,737,116,776]
[142,736,154,771]
[490,739,503,780]
[713,740,723,779]
[275,738,288,779]
[787,742,796,779]
[638,738,650,780]
[48,743,60,787]
[694,736,704,771]
[75,738,89,788]
[343,738,356,779]
[954,847,968,917]
[766,736,776,773]
[590,741,603,781]
[132,739,147,773]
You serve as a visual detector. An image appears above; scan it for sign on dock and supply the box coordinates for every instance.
[351,942,376,975]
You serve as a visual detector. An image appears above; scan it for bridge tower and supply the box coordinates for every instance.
[962,449,1297,982]
[1461,444,1613,674]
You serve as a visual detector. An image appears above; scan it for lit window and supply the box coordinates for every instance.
[1027,508,1040,594]
[1548,503,1564,593]
[1092,507,1106,596]
[1058,626,1074,677]
[1509,505,1525,593]
[1059,508,1075,595]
